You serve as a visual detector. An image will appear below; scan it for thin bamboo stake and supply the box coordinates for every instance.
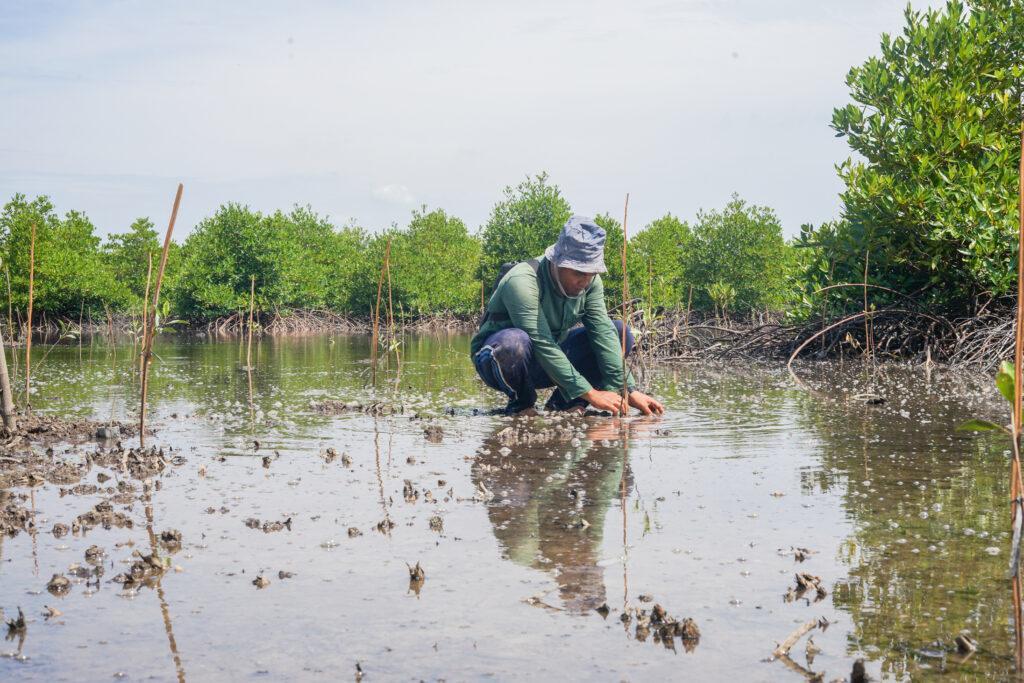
[480,281,485,314]
[25,222,35,411]
[620,194,631,413]
[139,184,183,448]
[1011,128,1024,670]
[370,237,390,388]
[863,248,873,360]
[139,252,153,378]
[246,275,255,369]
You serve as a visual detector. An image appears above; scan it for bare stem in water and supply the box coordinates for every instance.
[140,184,183,447]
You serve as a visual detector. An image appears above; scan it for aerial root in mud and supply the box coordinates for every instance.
[637,304,1020,368]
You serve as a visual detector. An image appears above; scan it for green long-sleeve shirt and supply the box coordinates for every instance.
[470,256,636,400]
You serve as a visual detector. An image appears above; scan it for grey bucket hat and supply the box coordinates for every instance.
[544,215,607,274]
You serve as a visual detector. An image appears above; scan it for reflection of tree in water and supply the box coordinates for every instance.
[792,366,1014,678]
[29,335,485,426]
[471,418,634,614]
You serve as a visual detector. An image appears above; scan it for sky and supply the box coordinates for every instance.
[0,0,943,240]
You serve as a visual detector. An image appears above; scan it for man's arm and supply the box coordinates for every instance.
[504,273,593,400]
[580,277,665,415]
[580,276,636,392]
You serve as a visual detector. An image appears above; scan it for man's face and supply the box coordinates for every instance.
[556,266,596,297]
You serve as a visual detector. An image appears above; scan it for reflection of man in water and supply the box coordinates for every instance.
[472,418,641,614]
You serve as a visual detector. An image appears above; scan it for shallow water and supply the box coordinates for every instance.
[0,335,1017,681]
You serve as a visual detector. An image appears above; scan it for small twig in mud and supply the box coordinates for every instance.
[772,618,819,658]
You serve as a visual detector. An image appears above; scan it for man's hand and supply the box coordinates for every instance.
[581,388,628,415]
[628,390,665,416]
[581,389,665,416]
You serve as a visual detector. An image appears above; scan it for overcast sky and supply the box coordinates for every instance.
[0,0,941,239]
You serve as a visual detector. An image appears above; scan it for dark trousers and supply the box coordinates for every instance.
[472,321,634,411]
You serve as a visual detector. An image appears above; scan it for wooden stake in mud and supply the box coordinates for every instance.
[246,275,255,369]
[139,184,183,447]
[1011,129,1024,671]
[370,237,391,388]
[620,194,631,413]
[0,320,15,432]
[25,222,35,410]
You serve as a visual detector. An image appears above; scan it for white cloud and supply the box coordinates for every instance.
[372,184,415,206]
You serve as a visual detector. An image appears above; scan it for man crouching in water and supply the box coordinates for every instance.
[471,215,665,416]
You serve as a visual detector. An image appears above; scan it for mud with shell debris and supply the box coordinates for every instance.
[0,411,136,452]
[0,335,1020,680]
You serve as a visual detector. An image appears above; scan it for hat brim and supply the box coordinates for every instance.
[544,244,607,274]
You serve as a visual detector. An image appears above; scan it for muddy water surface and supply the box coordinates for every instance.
[0,335,1016,681]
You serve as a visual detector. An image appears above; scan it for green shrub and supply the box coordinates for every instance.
[804,0,1024,314]
[686,195,795,312]
[389,207,481,315]
[628,214,693,312]
[172,204,355,318]
[0,194,126,317]
[478,173,571,289]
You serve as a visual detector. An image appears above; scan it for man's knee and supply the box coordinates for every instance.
[611,319,635,356]
[488,327,532,364]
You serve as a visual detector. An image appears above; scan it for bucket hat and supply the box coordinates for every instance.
[543,215,607,274]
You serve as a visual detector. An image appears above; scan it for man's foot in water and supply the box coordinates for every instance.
[503,400,539,417]
[544,393,588,414]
